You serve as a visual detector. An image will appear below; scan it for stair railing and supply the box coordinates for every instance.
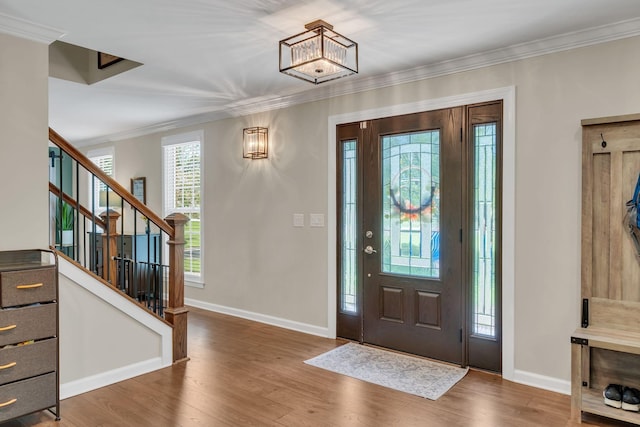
[48,128,188,362]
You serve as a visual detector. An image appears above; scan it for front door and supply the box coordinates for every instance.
[361,108,463,363]
[337,102,502,369]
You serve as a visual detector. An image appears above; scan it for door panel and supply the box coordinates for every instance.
[336,123,362,341]
[416,290,440,328]
[380,286,403,322]
[363,108,463,364]
[466,102,502,372]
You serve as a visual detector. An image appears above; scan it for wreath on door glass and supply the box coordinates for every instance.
[389,166,435,220]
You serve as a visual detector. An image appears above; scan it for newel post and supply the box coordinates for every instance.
[99,209,121,287]
[164,213,190,363]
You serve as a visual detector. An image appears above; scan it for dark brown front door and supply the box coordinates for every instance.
[361,108,464,364]
[337,102,502,370]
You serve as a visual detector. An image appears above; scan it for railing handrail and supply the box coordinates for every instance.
[49,182,107,230]
[49,128,174,237]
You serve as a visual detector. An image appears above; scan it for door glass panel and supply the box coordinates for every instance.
[382,130,440,278]
[341,140,358,313]
[472,123,497,337]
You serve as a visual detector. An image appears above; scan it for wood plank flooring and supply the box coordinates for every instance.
[2,306,632,426]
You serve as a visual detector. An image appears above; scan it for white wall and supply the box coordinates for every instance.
[58,258,172,398]
[0,33,49,250]
[99,35,640,391]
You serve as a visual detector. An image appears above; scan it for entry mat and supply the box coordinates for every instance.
[304,343,468,400]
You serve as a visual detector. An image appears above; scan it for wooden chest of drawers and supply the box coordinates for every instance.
[0,250,59,422]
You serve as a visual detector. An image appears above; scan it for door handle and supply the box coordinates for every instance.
[364,245,377,254]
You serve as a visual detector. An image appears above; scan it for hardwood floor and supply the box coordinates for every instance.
[2,306,632,426]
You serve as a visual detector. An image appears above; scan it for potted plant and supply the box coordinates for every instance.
[57,200,74,246]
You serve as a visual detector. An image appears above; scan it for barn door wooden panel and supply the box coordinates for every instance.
[582,116,640,314]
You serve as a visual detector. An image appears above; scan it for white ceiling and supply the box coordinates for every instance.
[1,0,640,145]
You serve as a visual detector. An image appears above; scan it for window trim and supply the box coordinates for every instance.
[162,130,204,286]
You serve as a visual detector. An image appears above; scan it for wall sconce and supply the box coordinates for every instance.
[243,127,269,159]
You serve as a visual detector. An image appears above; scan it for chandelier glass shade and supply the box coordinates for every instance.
[279,20,358,85]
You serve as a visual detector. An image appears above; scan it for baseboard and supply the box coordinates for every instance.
[60,357,165,399]
[185,298,329,338]
[512,369,571,395]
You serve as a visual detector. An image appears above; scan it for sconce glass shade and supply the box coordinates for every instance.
[279,20,358,85]
[243,127,269,159]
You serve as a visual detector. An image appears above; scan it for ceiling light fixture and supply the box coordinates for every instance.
[279,20,358,85]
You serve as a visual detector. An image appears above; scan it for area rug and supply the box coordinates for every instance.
[304,343,468,400]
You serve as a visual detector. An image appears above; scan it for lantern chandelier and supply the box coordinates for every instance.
[279,20,358,85]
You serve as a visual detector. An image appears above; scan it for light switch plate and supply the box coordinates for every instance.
[293,213,305,227]
[310,213,325,227]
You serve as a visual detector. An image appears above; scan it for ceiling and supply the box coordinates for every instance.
[1,0,640,145]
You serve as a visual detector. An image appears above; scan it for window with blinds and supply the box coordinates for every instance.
[88,148,114,210]
[162,131,203,280]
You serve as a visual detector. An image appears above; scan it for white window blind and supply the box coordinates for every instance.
[163,142,200,214]
[88,149,114,210]
[163,131,202,279]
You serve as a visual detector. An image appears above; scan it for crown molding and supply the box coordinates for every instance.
[73,111,231,147]
[245,16,640,116]
[0,12,64,44]
[75,17,640,146]
[359,16,640,91]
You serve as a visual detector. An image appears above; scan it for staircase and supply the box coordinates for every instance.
[48,128,188,363]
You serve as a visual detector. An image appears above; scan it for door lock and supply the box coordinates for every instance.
[365,230,373,238]
[364,245,377,255]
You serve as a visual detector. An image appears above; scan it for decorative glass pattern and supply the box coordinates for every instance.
[382,131,440,278]
[341,140,358,313]
[472,123,497,337]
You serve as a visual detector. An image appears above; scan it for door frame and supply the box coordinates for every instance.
[327,86,516,380]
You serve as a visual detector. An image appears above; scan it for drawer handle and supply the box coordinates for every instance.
[16,283,43,290]
[0,398,16,408]
[0,362,16,370]
[0,325,16,332]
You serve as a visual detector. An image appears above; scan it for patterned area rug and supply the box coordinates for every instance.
[304,343,468,400]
